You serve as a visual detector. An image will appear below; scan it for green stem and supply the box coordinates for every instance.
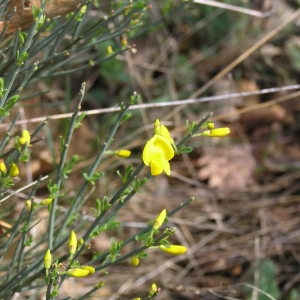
[57,100,132,236]
[48,82,86,249]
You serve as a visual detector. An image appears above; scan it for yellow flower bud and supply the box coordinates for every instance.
[77,238,84,249]
[44,249,52,270]
[79,265,95,274]
[114,149,131,158]
[106,45,113,55]
[202,127,230,137]
[67,268,90,278]
[0,159,6,173]
[149,283,159,296]
[153,209,167,230]
[130,256,140,267]
[68,230,77,256]
[159,244,187,255]
[206,121,215,130]
[19,129,31,145]
[121,37,128,47]
[25,200,32,211]
[40,198,53,206]
[9,163,19,177]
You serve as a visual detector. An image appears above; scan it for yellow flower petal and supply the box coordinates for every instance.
[150,157,171,176]
[154,119,174,144]
[152,135,174,161]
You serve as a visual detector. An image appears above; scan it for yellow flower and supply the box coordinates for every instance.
[9,163,19,177]
[114,149,131,158]
[68,230,77,256]
[142,134,174,176]
[202,127,230,137]
[19,129,31,145]
[159,244,187,255]
[153,209,167,230]
[67,268,90,278]
[0,159,6,173]
[44,249,52,270]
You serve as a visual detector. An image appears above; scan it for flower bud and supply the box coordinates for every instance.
[67,268,90,278]
[159,244,187,255]
[79,265,95,274]
[19,129,31,145]
[9,163,19,177]
[68,230,77,256]
[25,200,32,211]
[130,256,140,267]
[0,159,6,173]
[40,198,53,206]
[153,209,167,230]
[114,149,131,158]
[202,127,230,137]
[44,249,52,270]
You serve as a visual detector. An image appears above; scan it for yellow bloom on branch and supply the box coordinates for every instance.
[143,134,174,175]
[159,244,187,255]
[142,120,175,176]
[201,127,230,137]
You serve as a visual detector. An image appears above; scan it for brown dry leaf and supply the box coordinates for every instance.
[197,144,256,191]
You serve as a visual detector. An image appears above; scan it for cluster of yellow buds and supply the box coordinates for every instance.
[43,231,95,279]
[142,120,175,176]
